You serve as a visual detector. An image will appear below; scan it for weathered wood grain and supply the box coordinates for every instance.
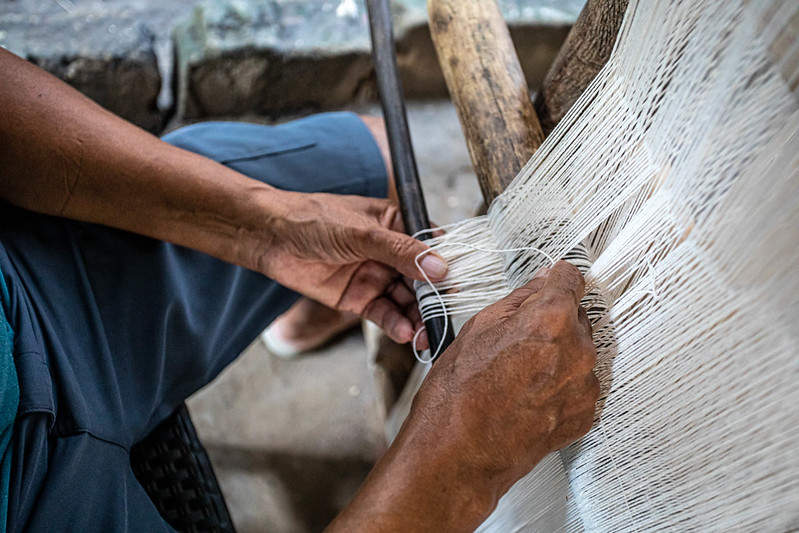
[428,0,545,203]
[535,0,628,135]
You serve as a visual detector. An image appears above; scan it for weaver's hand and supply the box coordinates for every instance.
[256,190,447,347]
[412,260,599,488]
[328,260,599,532]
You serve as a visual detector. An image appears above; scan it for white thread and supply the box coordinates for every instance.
[411,221,467,240]
[387,1,799,531]
[412,243,556,364]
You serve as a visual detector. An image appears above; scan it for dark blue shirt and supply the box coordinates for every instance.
[0,265,19,533]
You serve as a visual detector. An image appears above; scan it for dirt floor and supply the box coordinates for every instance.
[185,100,483,532]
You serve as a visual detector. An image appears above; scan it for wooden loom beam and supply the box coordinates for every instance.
[535,0,629,135]
[428,0,628,202]
[428,0,544,203]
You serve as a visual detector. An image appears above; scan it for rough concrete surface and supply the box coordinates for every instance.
[174,0,582,119]
[1,0,584,130]
[185,100,481,532]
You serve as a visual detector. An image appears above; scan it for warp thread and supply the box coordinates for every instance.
[411,239,555,363]
[391,0,799,530]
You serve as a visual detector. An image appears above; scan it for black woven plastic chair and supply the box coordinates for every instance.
[130,403,235,533]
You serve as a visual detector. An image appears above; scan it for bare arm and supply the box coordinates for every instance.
[0,47,446,343]
[329,261,600,531]
[0,47,281,268]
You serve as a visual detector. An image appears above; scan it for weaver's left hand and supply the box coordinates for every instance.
[254,190,448,347]
[0,48,442,348]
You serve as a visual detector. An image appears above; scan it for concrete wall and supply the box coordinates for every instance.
[0,0,584,133]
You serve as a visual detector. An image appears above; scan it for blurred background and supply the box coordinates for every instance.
[0,1,585,531]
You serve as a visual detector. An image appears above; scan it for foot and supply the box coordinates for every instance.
[261,298,361,358]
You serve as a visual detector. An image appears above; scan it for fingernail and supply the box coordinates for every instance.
[420,254,448,280]
[416,329,429,350]
[533,266,550,279]
[398,323,414,343]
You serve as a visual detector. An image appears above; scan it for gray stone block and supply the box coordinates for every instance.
[174,0,374,119]
[174,0,584,120]
[1,0,585,127]
[0,1,169,133]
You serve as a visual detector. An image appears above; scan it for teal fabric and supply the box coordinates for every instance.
[0,266,18,533]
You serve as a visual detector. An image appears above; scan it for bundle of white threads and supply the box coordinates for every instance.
[411,224,556,363]
[393,0,799,530]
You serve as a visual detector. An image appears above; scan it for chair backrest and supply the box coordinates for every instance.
[130,403,235,533]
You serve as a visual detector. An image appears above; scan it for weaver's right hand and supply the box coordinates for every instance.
[412,260,600,492]
[328,260,600,532]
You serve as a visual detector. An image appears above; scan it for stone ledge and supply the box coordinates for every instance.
[0,3,167,133]
[0,0,585,132]
[175,0,583,120]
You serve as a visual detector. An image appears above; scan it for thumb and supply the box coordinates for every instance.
[533,260,585,307]
[361,228,448,282]
[494,266,550,312]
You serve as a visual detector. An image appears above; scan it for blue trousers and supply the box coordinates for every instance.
[0,112,387,532]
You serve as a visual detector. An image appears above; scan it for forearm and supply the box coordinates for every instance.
[0,48,285,270]
[327,403,501,532]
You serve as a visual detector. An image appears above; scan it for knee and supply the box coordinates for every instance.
[357,114,395,201]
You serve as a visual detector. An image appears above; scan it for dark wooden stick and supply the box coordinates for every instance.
[366,0,455,359]
[428,0,545,204]
[535,0,629,135]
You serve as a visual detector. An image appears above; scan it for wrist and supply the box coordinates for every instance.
[231,184,289,273]
[239,187,322,275]
[398,389,510,516]
[140,151,289,275]
[330,401,502,532]
[390,426,503,529]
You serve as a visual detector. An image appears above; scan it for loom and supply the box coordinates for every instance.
[386,0,799,530]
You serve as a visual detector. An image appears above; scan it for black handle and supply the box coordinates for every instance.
[365,0,454,360]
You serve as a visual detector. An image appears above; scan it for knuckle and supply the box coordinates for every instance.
[537,300,575,336]
[390,234,417,259]
[564,260,583,279]
[543,294,575,315]
[365,226,385,245]
[578,305,593,331]
[361,299,381,322]
[356,226,383,253]
[580,344,599,371]
[381,203,401,228]
[553,261,586,294]
[560,260,585,282]
[544,407,560,436]
[461,315,478,332]
[473,301,504,328]
[587,373,601,401]
[388,204,400,221]
[368,196,391,210]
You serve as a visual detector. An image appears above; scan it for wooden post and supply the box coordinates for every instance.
[535,0,629,135]
[428,0,545,203]
[429,0,628,200]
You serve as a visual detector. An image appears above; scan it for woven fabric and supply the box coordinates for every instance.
[400,1,799,530]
